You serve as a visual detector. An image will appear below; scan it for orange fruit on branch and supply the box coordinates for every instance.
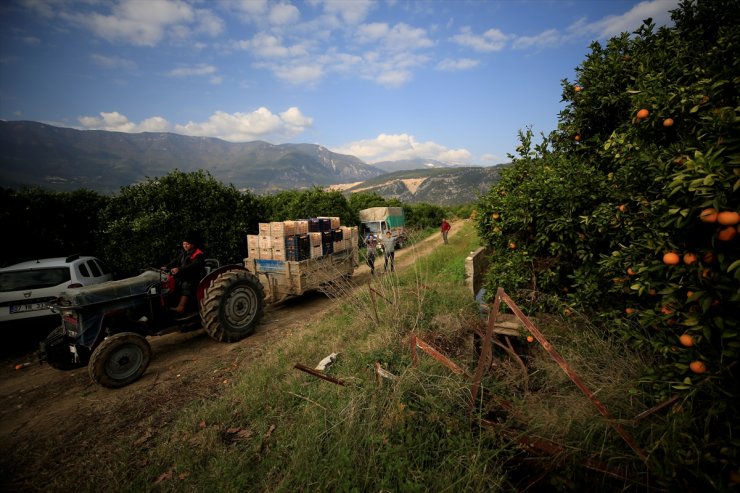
[574,134,581,142]
[683,252,698,265]
[574,85,582,92]
[689,360,707,374]
[717,227,737,241]
[717,211,740,226]
[662,252,680,265]
[699,208,718,223]
[526,335,534,343]
[663,118,674,127]
[636,108,649,119]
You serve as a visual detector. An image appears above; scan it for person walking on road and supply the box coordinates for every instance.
[382,230,396,272]
[365,232,378,275]
[441,218,451,245]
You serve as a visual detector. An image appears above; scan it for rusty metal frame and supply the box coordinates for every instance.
[469,287,648,463]
[410,335,469,376]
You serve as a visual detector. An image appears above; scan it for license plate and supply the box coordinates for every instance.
[10,303,49,314]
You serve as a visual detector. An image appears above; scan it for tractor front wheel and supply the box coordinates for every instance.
[89,332,152,388]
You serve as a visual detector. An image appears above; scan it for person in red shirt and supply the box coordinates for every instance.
[163,234,206,314]
[441,219,451,244]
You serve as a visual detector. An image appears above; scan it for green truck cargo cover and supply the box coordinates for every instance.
[359,207,405,228]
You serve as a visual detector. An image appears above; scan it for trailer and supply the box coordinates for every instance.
[245,247,358,303]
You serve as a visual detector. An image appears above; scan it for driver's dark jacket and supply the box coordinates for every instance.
[166,248,206,284]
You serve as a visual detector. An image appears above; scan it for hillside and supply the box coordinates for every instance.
[0,121,384,194]
[0,120,504,205]
[370,157,454,173]
[336,166,506,205]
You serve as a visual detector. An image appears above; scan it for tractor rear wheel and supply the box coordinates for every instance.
[89,332,151,388]
[201,269,265,342]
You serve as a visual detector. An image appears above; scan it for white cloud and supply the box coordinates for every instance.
[78,107,313,142]
[512,28,563,50]
[78,112,172,133]
[356,22,389,42]
[249,32,309,58]
[61,0,224,47]
[357,22,432,52]
[228,0,269,22]
[480,153,504,165]
[137,116,172,132]
[320,0,375,25]
[269,3,301,25]
[588,0,678,38]
[18,0,59,18]
[19,35,41,45]
[194,8,225,36]
[383,23,433,52]
[451,27,508,52]
[166,64,217,77]
[333,133,472,165]
[90,54,137,70]
[436,58,479,71]
[512,0,679,50]
[174,106,313,141]
[271,62,324,85]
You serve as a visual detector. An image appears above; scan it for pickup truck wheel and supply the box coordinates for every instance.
[201,270,265,342]
[89,332,152,388]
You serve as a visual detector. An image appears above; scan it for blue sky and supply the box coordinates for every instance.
[0,0,679,167]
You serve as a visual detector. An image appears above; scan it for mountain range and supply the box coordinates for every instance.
[0,120,503,204]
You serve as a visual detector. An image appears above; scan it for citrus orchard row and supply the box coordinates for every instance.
[475,1,739,488]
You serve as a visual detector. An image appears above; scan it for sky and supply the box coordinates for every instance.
[0,0,680,166]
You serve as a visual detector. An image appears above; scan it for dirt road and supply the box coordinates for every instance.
[0,221,466,490]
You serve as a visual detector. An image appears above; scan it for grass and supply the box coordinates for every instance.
[69,222,662,492]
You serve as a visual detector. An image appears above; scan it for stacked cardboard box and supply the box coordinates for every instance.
[295,220,309,235]
[247,235,260,259]
[270,221,295,237]
[248,218,353,261]
[309,232,322,259]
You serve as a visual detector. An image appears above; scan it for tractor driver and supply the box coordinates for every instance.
[163,234,206,315]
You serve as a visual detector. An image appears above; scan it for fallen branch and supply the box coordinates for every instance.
[294,363,346,386]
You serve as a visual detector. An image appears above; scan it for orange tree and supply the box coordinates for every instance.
[476,0,739,488]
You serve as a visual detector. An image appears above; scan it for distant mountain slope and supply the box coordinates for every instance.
[0,121,384,194]
[341,166,506,205]
[371,158,453,173]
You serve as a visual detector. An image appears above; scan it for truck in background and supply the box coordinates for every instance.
[359,207,407,248]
